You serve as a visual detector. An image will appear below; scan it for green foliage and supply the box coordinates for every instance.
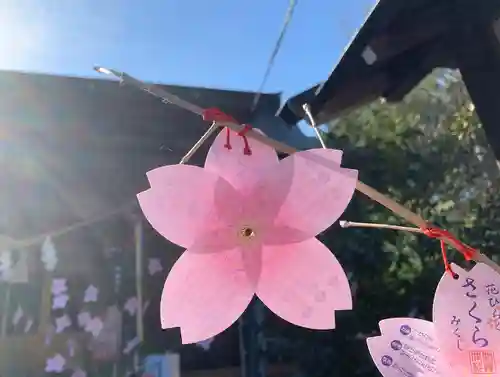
[266,70,500,377]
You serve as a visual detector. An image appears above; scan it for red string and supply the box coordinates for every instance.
[238,124,253,155]
[224,128,232,150]
[421,227,477,278]
[202,108,253,155]
[439,239,458,279]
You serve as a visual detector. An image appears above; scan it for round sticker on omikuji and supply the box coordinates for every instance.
[433,263,500,376]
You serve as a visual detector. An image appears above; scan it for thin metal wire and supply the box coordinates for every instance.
[340,221,423,234]
[180,122,220,164]
[303,103,327,148]
[250,0,298,112]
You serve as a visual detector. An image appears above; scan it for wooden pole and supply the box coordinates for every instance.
[1,284,11,338]
[134,220,144,342]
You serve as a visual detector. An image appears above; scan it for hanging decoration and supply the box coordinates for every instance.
[0,250,11,279]
[124,297,139,316]
[77,311,92,328]
[0,193,144,375]
[89,305,122,361]
[71,368,87,377]
[55,314,72,333]
[433,262,500,376]
[45,353,66,373]
[367,263,500,377]
[367,317,451,376]
[148,258,163,276]
[23,317,33,333]
[52,291,70,310]
[52,278,68,295]
[0,249,28,282]
[83,284,99,303]
[84,316,104,338]
[196,337,215,351]
[12,305,23,326]
[2,64,499,374]
[123,336,141,355]
[138,126,358,343]
[41,236,58,271]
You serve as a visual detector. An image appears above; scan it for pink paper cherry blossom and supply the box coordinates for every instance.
[137,128,358,343]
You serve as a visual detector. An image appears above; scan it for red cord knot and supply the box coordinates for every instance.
[421,226,477,279]
[202,108,253,155]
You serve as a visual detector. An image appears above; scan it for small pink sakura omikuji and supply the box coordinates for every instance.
[137,127,358,343]
[367,263,500,377]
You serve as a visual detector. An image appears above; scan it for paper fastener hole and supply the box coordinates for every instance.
[240,227,255,238]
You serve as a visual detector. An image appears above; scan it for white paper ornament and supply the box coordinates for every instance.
[52,278,68,296]
[83,285,99,303]
[148,258,163,276]
[196,337,215,351]
[71,369,86,377]
[45,354,66,373]
[123,336,140,355]
[52,294,70,310]
[12,305,23,326]
[41,236,58,271]
[55,314,72,333]
[0,250,12,280]
[84,316,103,337]
[77,311,91,328]
[24,318,33,333]
[7,251,28,283]
[124,297,138,316]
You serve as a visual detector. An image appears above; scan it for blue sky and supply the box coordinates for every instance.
[1,0,377,133]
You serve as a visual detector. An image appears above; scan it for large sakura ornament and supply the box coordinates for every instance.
[138,128,358,343]
[367,263,500,377]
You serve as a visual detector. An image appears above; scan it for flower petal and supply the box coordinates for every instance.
[161,247,254,344]
[256,237,351,329]
[137,165,243,248]
[189,227,240,254]
[261,225,310,245]
[241,241,263,288]
[205,128,278,195]
[248,149,357,239]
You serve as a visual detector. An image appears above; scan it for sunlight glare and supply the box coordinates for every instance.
[0,4,49,68]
